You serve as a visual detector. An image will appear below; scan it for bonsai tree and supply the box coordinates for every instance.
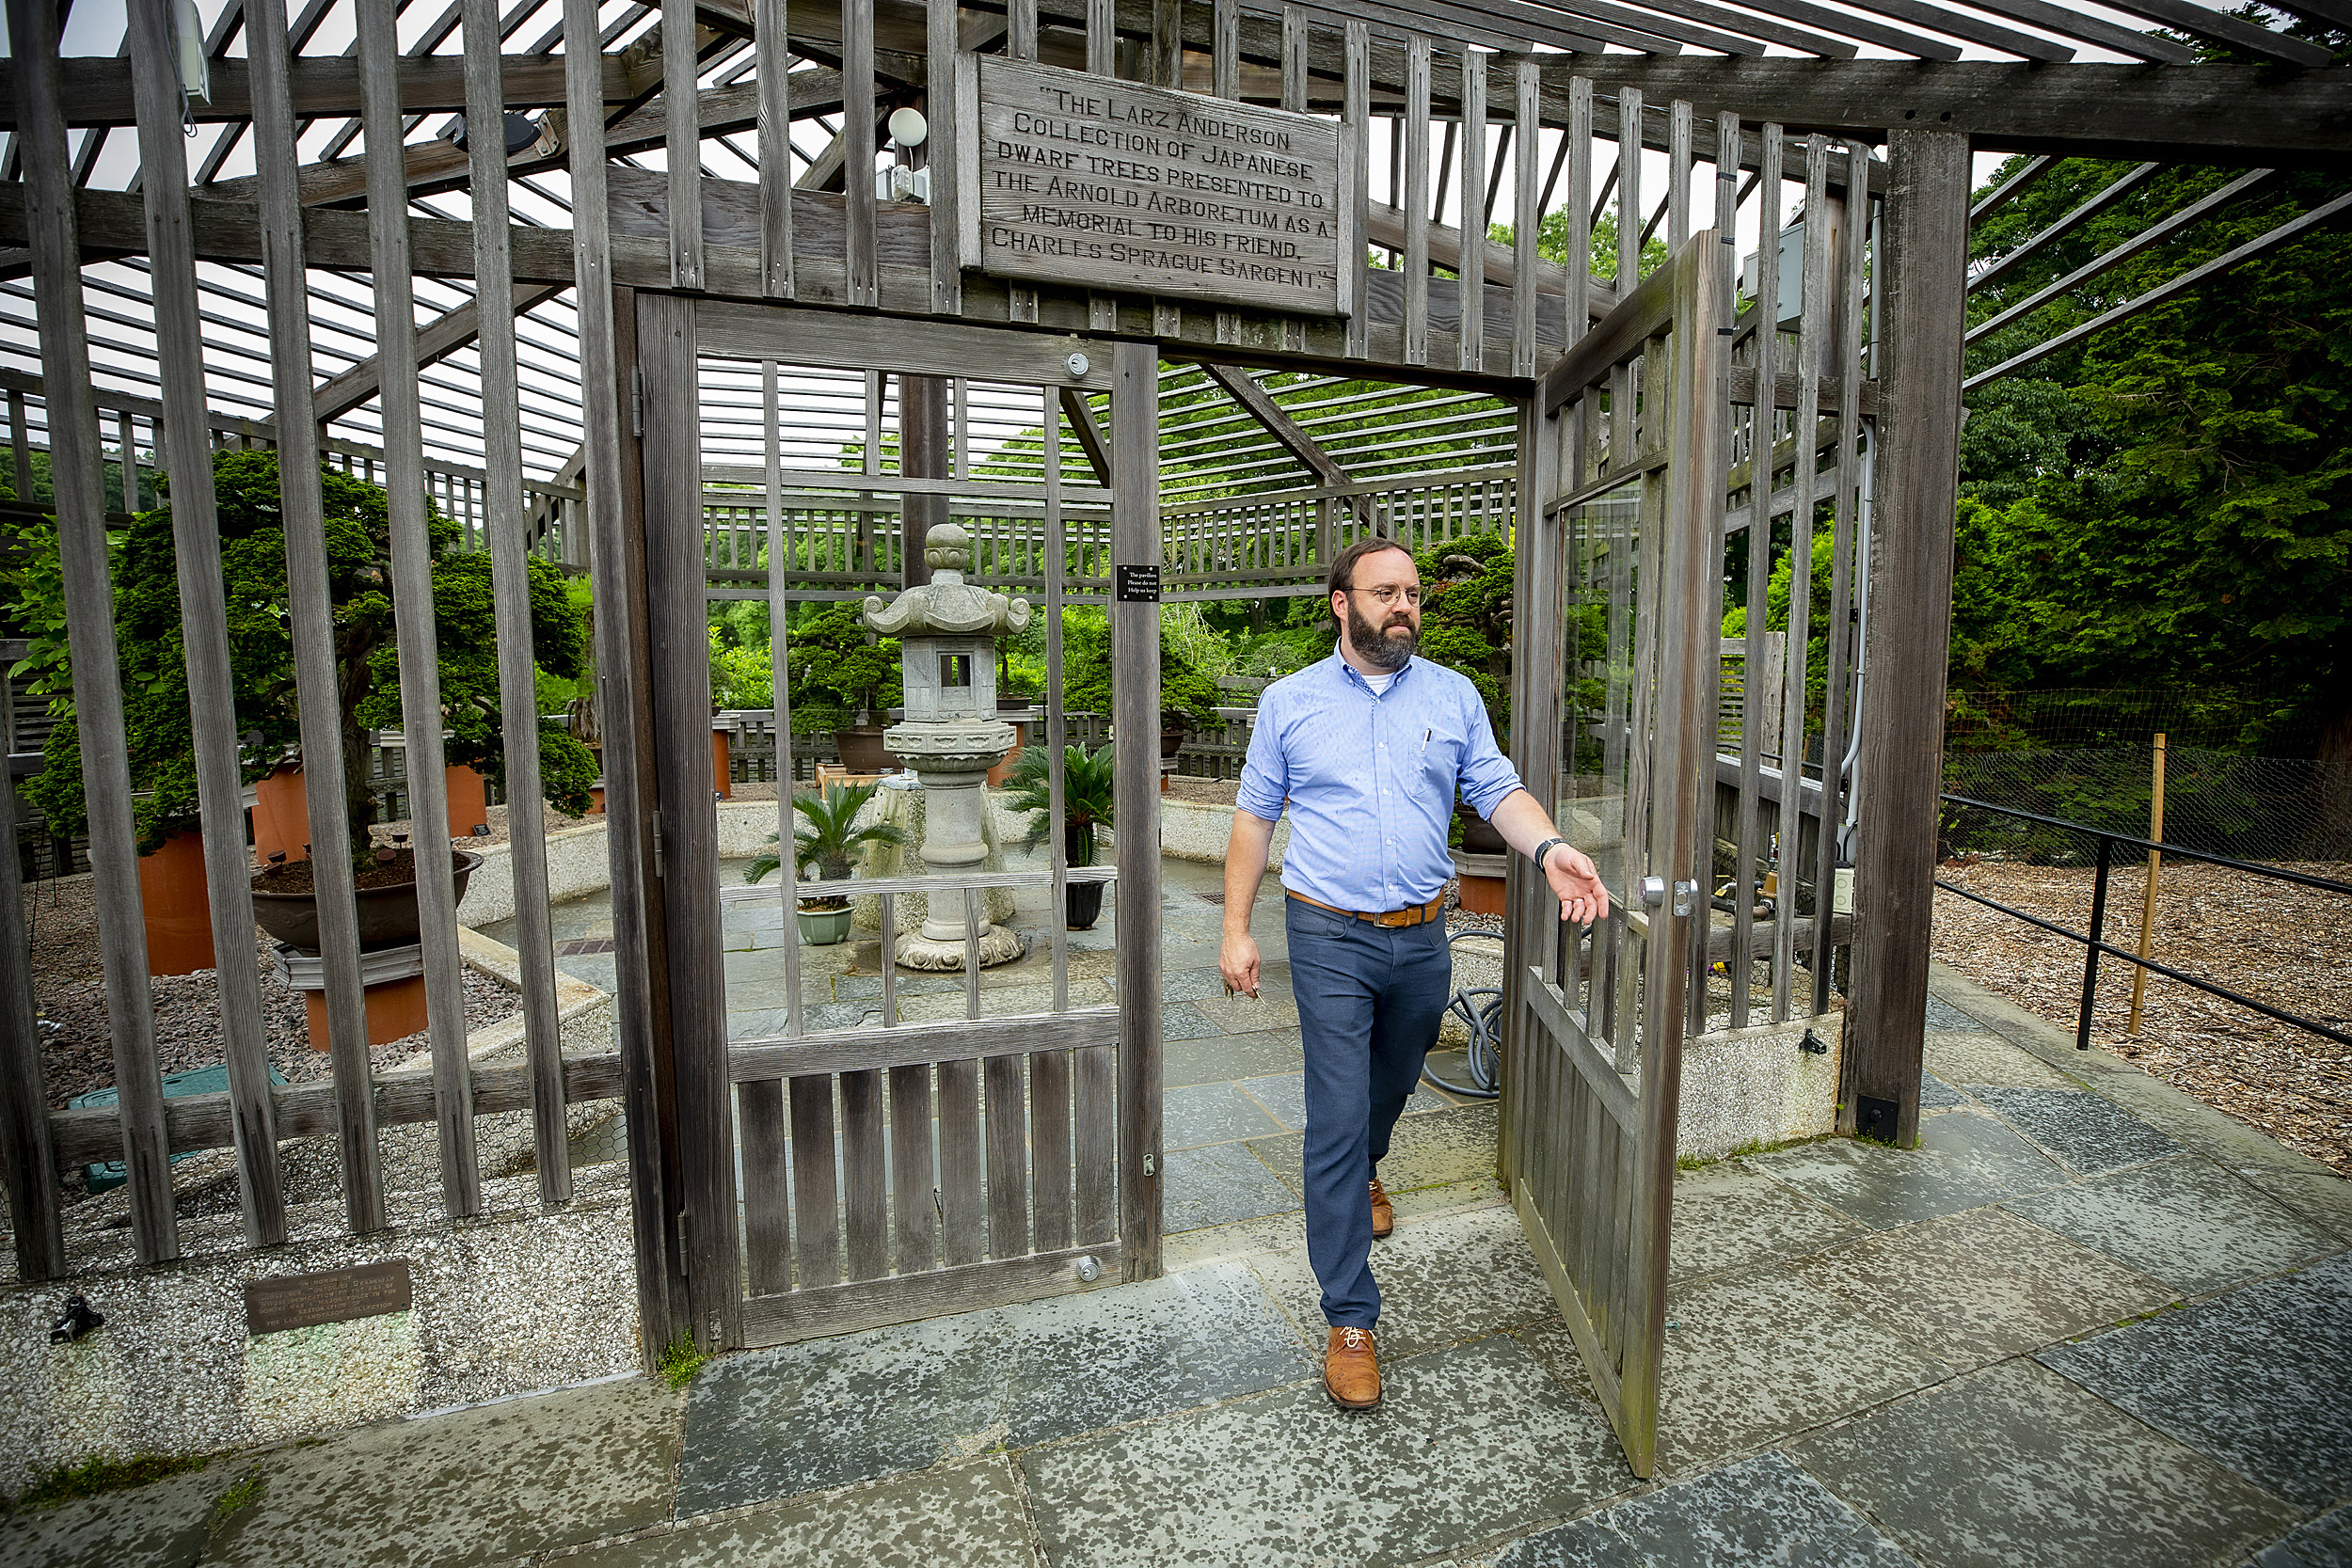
[745,781,909,906]
[1059,608,1222,726]
[1412,531,1514,747]
[1005,742,1117,864]
[16,449,596,870]
[787,602,902,729]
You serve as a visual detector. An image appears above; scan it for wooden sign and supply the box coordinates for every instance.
[245,1259,413,1336]
[961,55,1350,317]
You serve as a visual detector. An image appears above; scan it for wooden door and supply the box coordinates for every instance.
[1500,234,1728,1477]
[638,296,1163,1351]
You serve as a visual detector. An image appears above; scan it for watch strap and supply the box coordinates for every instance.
[1533,836,1567,872]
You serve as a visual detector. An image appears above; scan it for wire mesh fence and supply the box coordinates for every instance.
[1942,744,2352,867]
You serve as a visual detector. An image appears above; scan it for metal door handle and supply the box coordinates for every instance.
[1640,876,1666,910]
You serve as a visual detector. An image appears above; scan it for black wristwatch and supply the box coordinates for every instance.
[1533,837,1567,872]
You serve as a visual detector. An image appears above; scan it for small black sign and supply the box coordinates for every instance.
[246,1259,413,1337]
[1116,563,1162,604]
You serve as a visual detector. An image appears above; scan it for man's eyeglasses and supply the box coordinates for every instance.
[1346,584,1422,608]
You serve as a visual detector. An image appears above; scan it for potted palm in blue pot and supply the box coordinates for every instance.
[746,781,908,944]
[1006,742,1116,929]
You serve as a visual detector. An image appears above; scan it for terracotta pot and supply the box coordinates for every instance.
[136,829,215,976]
[834,725,898,775]
[252,764,310,864]
[302,974,430,1052]
[1455,871,1507,917]
[711,725,733,800]
[444,765,490,839]
[249,848,485,953]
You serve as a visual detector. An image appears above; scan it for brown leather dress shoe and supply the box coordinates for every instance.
[1325,1325,1381,1410]
[1369,1175,1394,1241]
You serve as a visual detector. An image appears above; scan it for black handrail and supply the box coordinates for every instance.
[1936,794,2351,1051]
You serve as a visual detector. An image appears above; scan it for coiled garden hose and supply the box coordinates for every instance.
[1422,929,1506,1100]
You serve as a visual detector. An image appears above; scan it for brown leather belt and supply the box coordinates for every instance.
[1287,890,1447,928]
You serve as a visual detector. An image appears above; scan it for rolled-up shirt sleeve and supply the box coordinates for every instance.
[1458,688,1526,820]
[1233,689,1290,823]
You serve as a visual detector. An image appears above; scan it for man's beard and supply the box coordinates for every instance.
[1346,600,1418,672]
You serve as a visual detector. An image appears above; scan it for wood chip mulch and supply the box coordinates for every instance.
[1931,856,2352,1176]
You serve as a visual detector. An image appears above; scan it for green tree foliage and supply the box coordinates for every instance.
[1952,144,2352,762]
[1489,206,1669,284]
[1412,531,1514,744]
[1005,741,1118,864]
[778,601,903,730]
[1058,605,1222,723]
[13,451,596,863]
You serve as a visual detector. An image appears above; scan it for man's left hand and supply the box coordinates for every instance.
[1543,843,1611,927]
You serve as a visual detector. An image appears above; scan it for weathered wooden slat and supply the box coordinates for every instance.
[1731,124,1781,1028]
[985,1053,1030,1259]
[845,0,878,305]
[924,0,958,312]
[1457,51,1486,375]
[1404,37,1432,367]
[1808,141,1862,1018]
[789,1074,842,1288]
[1111,339,1164,1281]
[1074,1041,1117,1243]
[1510,61,1538,378]
[1044,388,1073,1012]
[693,297,1116,388]
[741,1243,1122,1346]
[1343,21,1369,360]
[758,0,795,295]
[841,1068,890,1279]
[1844,127,1967,1148]
[667,0,705,288]
[1214,0,1241,100]
[359,0,478,1218]
[21,0,177,1266]
[1031,1047,1074,1252]
[1972,162,2160,292]
[740,1080,794,1293]
[937,1056,986,1267]
[465,0,571,1208]
[888,1062,936,1273]
[125,0,288,1249]
[764,363,808,1037]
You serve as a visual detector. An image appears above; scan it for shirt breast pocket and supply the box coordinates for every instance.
[1418,725,1466,785]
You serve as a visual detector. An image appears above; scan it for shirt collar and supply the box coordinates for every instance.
[1330,651,1417,693]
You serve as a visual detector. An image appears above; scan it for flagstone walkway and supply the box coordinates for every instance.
[15,905,2350,1567]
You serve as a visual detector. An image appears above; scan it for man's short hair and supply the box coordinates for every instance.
[1325,537,1414,620]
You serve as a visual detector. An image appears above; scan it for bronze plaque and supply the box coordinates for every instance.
[245,1259,413,1337]
[961,55,1349,317]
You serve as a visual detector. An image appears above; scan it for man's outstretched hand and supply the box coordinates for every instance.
[1544,843,1611,927]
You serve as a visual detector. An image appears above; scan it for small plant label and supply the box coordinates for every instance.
[1116,563,1162,603]
[244,1259,413,1337]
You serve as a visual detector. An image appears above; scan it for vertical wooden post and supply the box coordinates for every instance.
[1501,390,1559,1191]
[12,0,176,1265]
[2129,733,2167,1034]
[1110,340,1162,1281]
[1842,127,1969,1148]
[759,0,796,297]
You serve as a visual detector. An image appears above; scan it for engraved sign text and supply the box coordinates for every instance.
[245,1259,413,1337]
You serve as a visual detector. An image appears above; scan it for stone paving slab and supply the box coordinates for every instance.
[1163,1080,1286,1149]
[2039,1251,2352,1512]
[1924,996,1982,1032]
[2071,1068,2340,1179]
[1248,1102,1501,1201]
[203,1378,684,1568]
[1163,1141,1302,1232]
[1666,1163,1867,1284]
[1493,1449,1919,1568]
[1921,1031,2079,1089]
[0,1462,230,1568]
[1649,1261,1949,1474]
[675,1261,1312,1516]
[1156,1002,1227,1041]
[1797,1206,2173,1371]
[1790,1358,2298,1568]
[1246,1202,1559,1357]
[1020,1336,1630,1568]
[2243,1170,2352,1243]
[1161,1027,1307,1088]
[2005,1155,2343,1296]
[1190,990,1304,1036]
[1917,1071,1965,1109]
[1745,1110,2067,1230]
[1966,1085,2183,1176]
[2254,1502,2352,1568]
[556,1458,1044,1568]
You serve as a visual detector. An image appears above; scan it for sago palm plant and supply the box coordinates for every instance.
[745,781,908,908]
[1005,742,1117,865]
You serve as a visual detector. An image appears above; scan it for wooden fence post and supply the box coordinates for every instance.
[1841,126,1969,1147]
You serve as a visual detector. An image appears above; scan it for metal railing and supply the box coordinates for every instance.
[1935,794,2352,1051]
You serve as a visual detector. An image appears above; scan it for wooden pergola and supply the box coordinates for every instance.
[1,0,2346,1476]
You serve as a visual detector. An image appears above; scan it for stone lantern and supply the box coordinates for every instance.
[862,522,1032,969]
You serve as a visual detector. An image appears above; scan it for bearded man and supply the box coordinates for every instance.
[1218,537,1611,1411]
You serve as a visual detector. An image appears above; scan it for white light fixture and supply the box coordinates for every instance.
[888,107,930,149]
[174,0,210,104]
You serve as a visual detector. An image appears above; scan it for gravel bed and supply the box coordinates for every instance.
[1933,856,2352,1176]
[26,874,523,1117]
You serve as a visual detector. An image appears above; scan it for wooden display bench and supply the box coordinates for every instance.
[813,763,893,791]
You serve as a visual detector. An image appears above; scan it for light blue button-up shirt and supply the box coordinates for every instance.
[1236,652,1526,912]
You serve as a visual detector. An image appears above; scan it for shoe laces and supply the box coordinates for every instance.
[1340,1326,1368,1353]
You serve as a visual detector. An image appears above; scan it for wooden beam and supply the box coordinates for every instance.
[1844,126,1968,1149]
[1110,339,1162,1284]
[1057,386,1113,487]
[0,53,646,128]
[1198,362,1373,522]
[293,282,567,429]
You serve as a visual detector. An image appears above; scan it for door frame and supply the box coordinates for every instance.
[632,293,1165,1351]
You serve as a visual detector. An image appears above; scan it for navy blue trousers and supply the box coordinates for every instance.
[1283,895,1452,1327]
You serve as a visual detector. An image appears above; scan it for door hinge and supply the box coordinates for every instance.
[651,808,665,878]
[631,366,644,437]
